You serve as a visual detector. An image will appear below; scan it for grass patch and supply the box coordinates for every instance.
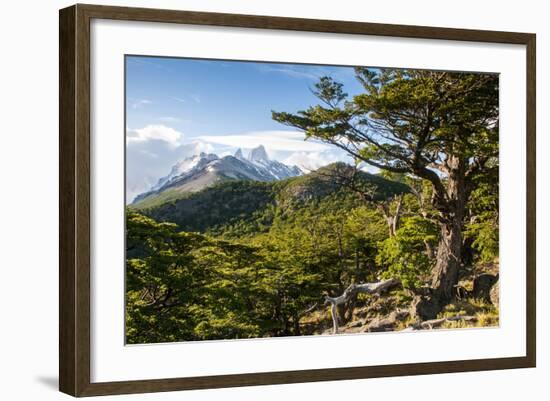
[439,298,498,329]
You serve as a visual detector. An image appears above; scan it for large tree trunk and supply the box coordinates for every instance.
[433,156,467,302]
[412,220,463,321]
[414,155,467,320]
[431,220,462,303]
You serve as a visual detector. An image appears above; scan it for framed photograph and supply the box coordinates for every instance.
[59,4,536,397]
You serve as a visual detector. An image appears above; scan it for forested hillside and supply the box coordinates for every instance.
[126,68,500,344]
[134,163,409,236]
[126,162,498,343]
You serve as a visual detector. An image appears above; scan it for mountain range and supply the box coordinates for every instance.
[133,162,411,237]
[131,145,303,208]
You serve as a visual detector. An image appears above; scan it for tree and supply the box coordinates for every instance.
[126,211,274,342]
[126,211,210,343]
[273,69,498,318]
[376,216,437,289]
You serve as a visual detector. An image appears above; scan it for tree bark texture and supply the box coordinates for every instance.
[430,155,467,306]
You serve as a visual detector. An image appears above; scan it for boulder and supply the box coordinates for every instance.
[364,309,409,332]
[473,274,499,302]
[410,295,440,321]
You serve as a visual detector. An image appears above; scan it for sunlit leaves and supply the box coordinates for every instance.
[377,216,437,289]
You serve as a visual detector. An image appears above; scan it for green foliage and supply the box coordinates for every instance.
[142,180,276,237]
[126,211,275,343]
[467,217,498,263]
[126,160,496,341]
[125,174,404,342]
[273,68,499,302]
[464,162,499,262]
[126,212,209,343]
[126,69,501,341]
[139,163,408,238]
[272,69,498,182]
[465,173,499,263]
[376,217,437,289]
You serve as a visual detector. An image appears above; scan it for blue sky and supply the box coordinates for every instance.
[125,56,367,201]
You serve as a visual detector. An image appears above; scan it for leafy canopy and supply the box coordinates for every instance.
[273,69,499,215]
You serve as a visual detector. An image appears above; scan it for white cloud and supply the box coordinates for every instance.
[125,127,355,203]
[283,150,349,172]
[359,162,380,174]
[259,65,321,81]
[170,96,186,103]
[131,98,152,109]
[127,124,183,147]
[198,130,330,153]
[158,116,183,123]
[126,123,216,202]
[169,94,201,104]
[179,141,214,156]
[258,64,358,85]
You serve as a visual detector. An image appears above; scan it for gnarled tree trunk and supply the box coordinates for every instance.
[411,220,463,321]
[431,220,462,303]
[415,156,467,320]
[434,156,467,300]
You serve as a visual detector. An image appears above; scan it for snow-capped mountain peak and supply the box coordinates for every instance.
[244,145,302,180]
[248,145,269,162]
[149,152,218,192]
[132,145,303,205]
[234,148,245,160]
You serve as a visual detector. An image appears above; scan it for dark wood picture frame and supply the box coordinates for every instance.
[59,3,536,397]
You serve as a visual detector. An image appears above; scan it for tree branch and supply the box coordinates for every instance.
[324,278,400,334]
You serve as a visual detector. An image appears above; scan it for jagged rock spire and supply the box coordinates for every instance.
[248,145,269,162]
[234,148,244,160]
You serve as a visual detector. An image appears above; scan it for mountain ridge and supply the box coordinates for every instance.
[135,162,411,237]
[131,145,302,207]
